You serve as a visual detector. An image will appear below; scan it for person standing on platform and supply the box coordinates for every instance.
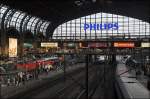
[22,72,26,85]
[7,77,10,86]
[15,75,19,86]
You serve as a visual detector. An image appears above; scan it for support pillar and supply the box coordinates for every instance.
[63,54,66,81]
[1,30,8,56]
[85,54,89,99]
[18,36,24,57]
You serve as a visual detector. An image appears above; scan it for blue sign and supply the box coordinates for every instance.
[84,22,119,31]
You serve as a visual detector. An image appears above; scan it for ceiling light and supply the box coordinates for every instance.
[75,0,83,6]
[92,0,97,3]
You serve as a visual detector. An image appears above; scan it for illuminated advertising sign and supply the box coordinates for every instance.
[114,42,135,48]
[41,42,58,48]
[84,22,119,31]
[9,38,17,57]
[141,43,150,47]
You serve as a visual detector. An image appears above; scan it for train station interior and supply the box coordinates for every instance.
[0,0,150,99]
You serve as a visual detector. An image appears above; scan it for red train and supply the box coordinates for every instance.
[16,59,55,71]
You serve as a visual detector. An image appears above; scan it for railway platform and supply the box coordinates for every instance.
[1,63,85,99]
[116,62,150,99]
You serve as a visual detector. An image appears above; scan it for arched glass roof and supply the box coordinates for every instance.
[0,6,8,29]
[53,12,150,40]
[0,5,50,36]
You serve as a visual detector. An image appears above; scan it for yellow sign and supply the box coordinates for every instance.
[41,42,58,48]
[9,38,17,57]
[141,42,150,47]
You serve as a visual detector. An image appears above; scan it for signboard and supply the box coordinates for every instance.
[141,42,150,47]
[23,43,33,48]
[9,38,17,57]
[41,42,58,48]
[114,42,135,48]
[79,42,88,48]
[88,43,107,48]
[84,22,119,31]
[67,43,76,48]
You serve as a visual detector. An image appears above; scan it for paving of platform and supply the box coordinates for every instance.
[116,61,150,99]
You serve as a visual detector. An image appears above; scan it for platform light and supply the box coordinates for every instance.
[75,0,83,6]
[92,0,96,3]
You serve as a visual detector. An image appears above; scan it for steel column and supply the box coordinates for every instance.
[63,54,66,81]
[85,54,89,99]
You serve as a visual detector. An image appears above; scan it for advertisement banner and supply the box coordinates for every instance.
[9,38,17,57]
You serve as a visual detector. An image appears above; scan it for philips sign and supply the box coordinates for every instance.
[84,22,119,31]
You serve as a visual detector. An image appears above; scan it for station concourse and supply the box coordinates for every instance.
[0,0,150,99]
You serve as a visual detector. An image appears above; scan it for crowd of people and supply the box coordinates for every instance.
[6,70,39,86]
[4,62,61,87]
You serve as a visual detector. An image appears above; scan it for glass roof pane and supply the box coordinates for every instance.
[42,23,49,33]
[13,12,20,18]
[19,13,25,19]
[0,6,8,17]
[36,20,43,28]
[39,22,47,32]
[29,17,36,23]
[33,18,39,24]
[5,10,12,20]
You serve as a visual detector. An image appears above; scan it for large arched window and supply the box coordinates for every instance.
[53,12,150,40]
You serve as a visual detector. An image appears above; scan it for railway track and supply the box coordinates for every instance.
[52,66,97,99]
[77,64,105,99]
[9,63,116,99]
[13,63,101,99]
